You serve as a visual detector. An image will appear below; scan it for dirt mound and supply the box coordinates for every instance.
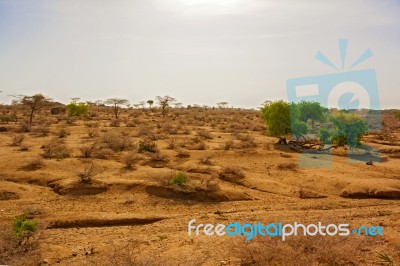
[340,183,400,199]
[49,179,109,196]
[46,216,165,229]
[145,185,253,202]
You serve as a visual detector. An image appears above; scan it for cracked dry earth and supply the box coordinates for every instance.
[0,110,400,265]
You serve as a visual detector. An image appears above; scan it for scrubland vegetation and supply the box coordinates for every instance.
[0,94,399,265]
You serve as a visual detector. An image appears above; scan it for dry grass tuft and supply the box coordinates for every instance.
[42,138,70,159]
[10,134,25,146]
[78,162,99,184]
[21,157,44,171]
[123,152,142,169]
[219,166,245,184]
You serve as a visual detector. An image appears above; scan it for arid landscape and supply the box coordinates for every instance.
[0,101,400,265]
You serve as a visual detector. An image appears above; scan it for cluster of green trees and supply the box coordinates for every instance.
[261,100,369,148]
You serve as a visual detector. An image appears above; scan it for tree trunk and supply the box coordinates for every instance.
[277,137,287,145]
[114,104,118,119]
[29,108,34,124]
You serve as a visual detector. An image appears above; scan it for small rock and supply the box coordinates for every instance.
[43,259,49,264]
[366,160,373,165]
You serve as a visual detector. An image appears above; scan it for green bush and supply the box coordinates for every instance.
[66,100,89,122]
[331,112,368,148]
[13,214,38,237]
[261,100,291,137]
[169,172,187,185]
[319,128,332,144]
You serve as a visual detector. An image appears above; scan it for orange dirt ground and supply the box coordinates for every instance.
[0,107,399,265]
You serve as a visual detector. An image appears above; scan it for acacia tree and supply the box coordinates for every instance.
[297,101,328,129]
[18,94,52,124]
[105,98,129,119]
[217,102,229,108]
[156,96,176,116]
[147,100,154,109]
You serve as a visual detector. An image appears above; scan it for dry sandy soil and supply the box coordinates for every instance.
[0,107,400,265]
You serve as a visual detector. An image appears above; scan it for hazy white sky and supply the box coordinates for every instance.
[0,0,399,108]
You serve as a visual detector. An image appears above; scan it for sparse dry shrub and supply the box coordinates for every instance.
[21,157,44,171]
[19,121,31,132]
[11,134,25,146]
[202,178,219,192]
[85,122,100,128]
[196,129,213,139]
[34,124,50,136]
[80,143,96,158]
[123,152,141,169]
[222,139,234,150]
[235,133,257,148]
[93,146,115,160]
[219,166,245,184]
[228,122,247,132]
[162,123,180,135]
[176,148,190,158]
[78,162,99,184]
[138,140,158,153]
[42,138,70,159]
[166,139,176,150]
[136,126,156,140]
[276,162,298,171]
[101,132,133,152]
[87,128,99,138]
[19,144,29,152]
[184,137,206,150]
[125,120,136,127]
[249,122,265,132]
[56,127,70,138]
[199,155,214,165]
[231,235,387,266]
[109,119,120,127]
[182,126,191,135]
[22,206,44,217]
[145,152,169,168]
